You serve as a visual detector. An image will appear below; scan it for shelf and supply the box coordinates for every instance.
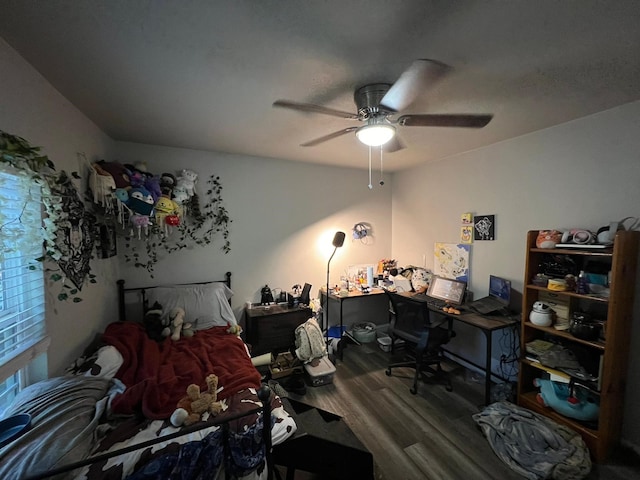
[529,247,612,257]
[519,230,640,462]
[525,284,609,304]
[523,321,605,350]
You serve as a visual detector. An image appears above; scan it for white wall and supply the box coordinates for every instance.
[392,100,640,450]
[0,38,120,376]
[114,142,393,328]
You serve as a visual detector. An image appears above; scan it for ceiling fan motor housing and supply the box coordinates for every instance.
[354,83,392,119]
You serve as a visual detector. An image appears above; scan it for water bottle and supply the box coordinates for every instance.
[576,270,589,294]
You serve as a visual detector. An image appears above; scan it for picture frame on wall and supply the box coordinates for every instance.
[473,214,495,241]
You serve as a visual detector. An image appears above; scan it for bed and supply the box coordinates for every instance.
[0,274,297,480]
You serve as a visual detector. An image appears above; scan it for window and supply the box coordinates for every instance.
[0,165,48,413]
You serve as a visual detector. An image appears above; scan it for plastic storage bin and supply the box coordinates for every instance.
[304,355,336,386]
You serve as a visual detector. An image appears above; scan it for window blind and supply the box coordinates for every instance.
[0,165,47,406]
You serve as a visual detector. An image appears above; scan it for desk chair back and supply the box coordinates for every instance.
[385,292,455,394]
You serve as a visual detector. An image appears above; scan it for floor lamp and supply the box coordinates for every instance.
[325,231,345,347]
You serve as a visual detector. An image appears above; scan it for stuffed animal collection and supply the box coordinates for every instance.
[89,161,201,238]
[170,373,227,427]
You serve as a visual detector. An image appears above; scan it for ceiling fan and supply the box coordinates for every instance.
[273,59,493,152]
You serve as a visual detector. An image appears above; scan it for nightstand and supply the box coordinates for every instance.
[245,304,312,356]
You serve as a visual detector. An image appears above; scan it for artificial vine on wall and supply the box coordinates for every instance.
[88,163,232,278]
[119,174,232,276]
[0,130,96,302]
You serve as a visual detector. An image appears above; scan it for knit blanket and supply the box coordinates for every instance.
[472,401,591,480]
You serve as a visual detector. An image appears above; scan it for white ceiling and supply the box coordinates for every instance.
[1,1,639,172]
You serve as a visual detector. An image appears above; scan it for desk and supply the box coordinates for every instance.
[319,287,386,346]
[397,291,518,405]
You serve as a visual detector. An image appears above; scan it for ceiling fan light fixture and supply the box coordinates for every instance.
[356,123,395,147]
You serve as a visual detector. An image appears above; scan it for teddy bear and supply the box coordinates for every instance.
[226,322,242,336]
[170,373,226,427]
[162,307,195,340]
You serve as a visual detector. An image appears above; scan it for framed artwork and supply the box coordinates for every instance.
[474,214,495,241]
[461,212,473,225]
[434,243,470,282]
[461,226,473,244]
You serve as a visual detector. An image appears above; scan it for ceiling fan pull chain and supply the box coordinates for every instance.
[368,146,373,189]
[379,146,384,186]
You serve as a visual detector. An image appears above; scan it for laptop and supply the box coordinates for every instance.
[468,275,511,314]
[425,275,467,307]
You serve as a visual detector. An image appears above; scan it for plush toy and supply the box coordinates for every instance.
[163,307,194,340]
[143,302,167,342]
[127,186,155,216]
[170,373,226,427]
[177,169,198,198]
[533,378,599,422]
[226,322,242,336]
[160,172,177,197]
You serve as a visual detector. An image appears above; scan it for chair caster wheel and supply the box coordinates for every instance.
[410,387,417,395]
[385,368,391,376]
[446,385,453,392]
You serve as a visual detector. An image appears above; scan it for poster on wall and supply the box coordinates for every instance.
[474,214,495,241]
[434,243,470,282]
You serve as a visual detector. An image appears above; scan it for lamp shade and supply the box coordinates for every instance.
[356,124,395,147]
[332,231,346,248]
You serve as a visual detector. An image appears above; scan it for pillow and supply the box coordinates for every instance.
[145,282,237,330]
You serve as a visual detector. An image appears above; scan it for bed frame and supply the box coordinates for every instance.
[25,386,274,480]
[26,272,281,480]
[116,271,232,321]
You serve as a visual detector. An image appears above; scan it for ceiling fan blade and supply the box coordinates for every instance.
[300,126,359,147]
[379,59,450,113]
[397,114,493,128]
[383,135,405,153]
[273,100,358,120]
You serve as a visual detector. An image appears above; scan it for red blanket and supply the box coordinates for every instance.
[103,322,262,419]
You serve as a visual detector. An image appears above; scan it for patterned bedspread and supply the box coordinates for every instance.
[0,322,296,480]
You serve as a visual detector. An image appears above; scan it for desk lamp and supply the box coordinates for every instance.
[325,231,345,347]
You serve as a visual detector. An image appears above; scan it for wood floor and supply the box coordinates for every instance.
[275,342,640,480]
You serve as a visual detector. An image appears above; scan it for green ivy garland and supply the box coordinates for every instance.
[0,129,96,302]
[113,175,232,277]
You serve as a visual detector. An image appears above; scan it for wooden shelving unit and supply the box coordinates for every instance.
[517,230,639,461]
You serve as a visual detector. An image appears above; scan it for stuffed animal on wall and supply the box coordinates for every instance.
[170,373,226,427]
[177,169,198,198]
[163,307,194,340]
[143,301,166,342]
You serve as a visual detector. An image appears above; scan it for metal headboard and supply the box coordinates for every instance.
[117,272,232,322]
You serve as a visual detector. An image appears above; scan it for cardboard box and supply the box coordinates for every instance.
[269,352,303,379]
[304,355,336,386]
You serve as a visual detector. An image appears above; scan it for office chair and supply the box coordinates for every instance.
[384,291,454,395]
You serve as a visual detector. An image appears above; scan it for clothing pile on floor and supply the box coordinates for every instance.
[473,401,591,480]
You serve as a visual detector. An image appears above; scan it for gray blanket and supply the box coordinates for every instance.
[472,401,591,480]
[0,375,112,480]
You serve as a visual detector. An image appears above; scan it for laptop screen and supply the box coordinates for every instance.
[426,276,467,306]
[489,275,511,304]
